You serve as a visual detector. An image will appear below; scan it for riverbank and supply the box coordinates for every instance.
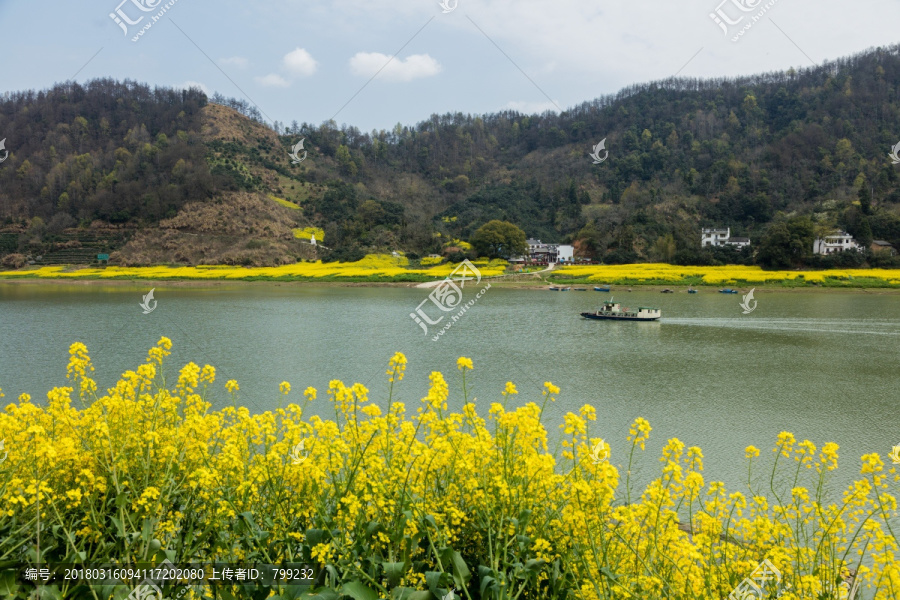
[4,277,900,297]
[1,259,900,290]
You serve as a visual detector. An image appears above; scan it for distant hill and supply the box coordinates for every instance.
[2,44,900,267]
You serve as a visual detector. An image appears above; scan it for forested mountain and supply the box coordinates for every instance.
[2,44,900,267]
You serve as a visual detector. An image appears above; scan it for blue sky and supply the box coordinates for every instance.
[2,0,900,132]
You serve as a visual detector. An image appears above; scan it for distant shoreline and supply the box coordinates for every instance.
[1,276,899,293]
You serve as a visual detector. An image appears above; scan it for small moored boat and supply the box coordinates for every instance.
[661,288,674,293]
[719,288,739,294]
[549,286,571,291]
[581,298,661,321]
[688,286,697,294]
[594,286,611,292]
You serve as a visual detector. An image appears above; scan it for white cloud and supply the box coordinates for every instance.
[255,73,290,87]
[504,100,560,114]
[179,80,210,95]
[283,48,318,76]
[219,56,249,69]
[349,52,441,82]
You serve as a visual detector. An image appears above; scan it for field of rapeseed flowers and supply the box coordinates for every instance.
[0,255,508,283]
[552,264,900,288]
[1,339,898,599]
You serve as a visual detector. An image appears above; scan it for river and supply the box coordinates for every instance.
[1,281,898,492]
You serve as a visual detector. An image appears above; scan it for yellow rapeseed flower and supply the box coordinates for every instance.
[387,352,407,382]
[456,357,474,371]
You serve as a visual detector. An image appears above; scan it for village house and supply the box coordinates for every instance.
[701,228,751,248]
[870,240,897,256]
[813,231,863,255]
[521,238,575,264]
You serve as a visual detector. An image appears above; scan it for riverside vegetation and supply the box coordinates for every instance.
[0,339,898,599]
[1,255,900,288]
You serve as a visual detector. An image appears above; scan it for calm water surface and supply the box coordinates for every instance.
[1,282,898,491]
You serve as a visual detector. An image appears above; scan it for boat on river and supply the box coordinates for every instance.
[719,288,739,294]
[581,298,661,321]
[594,285,611,292]
[549,286,571,291]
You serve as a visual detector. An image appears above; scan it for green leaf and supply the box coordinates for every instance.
[382,562,405,587]
[479,575,496,595]
[517,509,532,525]
[391,588,431,600]
[34,586,64,600]
[0,569,19,596]
[425,571,444,594]
[216,589,239,600]
[439,550,470,587]
[340,580,377,600]
[302,588,339,600]
[524,559,545,572]
[140,518,153,543]
[306,529,327,546]
[365,521,380,536]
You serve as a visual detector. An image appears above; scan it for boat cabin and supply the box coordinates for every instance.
[597,301,661,319]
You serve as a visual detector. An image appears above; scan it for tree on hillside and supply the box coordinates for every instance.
[858,185,872,215]
[470,220,527,259]
[756,216,815,268]
[651,234,677,263]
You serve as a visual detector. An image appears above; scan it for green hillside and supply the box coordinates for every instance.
[2,44,900,267]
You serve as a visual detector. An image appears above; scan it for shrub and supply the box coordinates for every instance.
[0,253,26,269]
